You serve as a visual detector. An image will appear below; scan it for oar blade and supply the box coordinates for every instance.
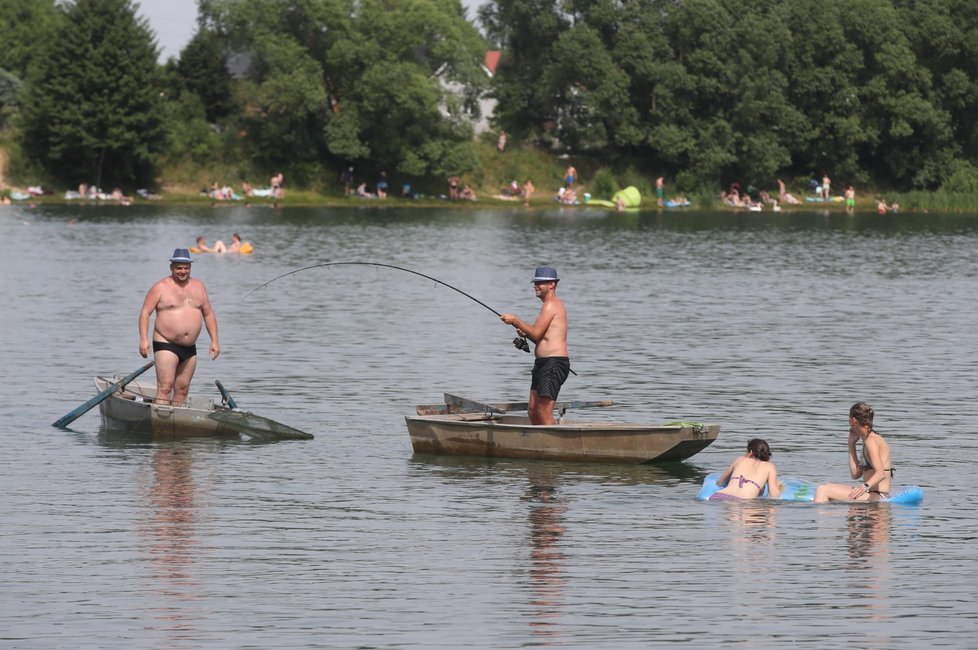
[52,361,155,430]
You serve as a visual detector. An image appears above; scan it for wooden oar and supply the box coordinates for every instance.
[52,361,155,429]
[215,380,238,409]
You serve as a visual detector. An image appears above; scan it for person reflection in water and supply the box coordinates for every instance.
[524,476,567,642]
[136,444,201,628]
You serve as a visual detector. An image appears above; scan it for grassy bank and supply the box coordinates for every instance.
[3,139,978,213]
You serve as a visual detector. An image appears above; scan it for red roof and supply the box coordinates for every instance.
[484,50,501,75]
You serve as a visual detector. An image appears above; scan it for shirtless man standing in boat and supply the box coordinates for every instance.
[501,267,569,425]
[138,248,220,405]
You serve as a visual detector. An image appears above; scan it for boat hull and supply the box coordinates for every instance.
[405,414,719,463]
[93,377,314,440]
[95,377,239,438]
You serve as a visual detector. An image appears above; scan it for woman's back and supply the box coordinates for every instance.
[719,457,775,497]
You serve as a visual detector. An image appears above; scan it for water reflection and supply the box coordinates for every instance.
[409,453,705,488]
[522,468,568,644]
[847,504,891,562]
[846,503,892,625]
[136,445,203,636]
[719,500,779,547]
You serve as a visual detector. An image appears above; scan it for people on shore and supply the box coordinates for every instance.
[340,167,354,195]
[564,165,577,188]
[814,402,894,503]
[500,267,570,425]
[138,248,220,406]
[821,173,832,200]
[845,186,856,211]
[523,179,535,206]
[556,186,579,205]
[355,181,374,198]
[656,176,664,206]
[376,172,388,199]
[709,439,782,501]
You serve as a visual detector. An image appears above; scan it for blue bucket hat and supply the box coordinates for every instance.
[532,267,559,283]
[169,248,193,263]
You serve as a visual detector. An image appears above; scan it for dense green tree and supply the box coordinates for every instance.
[898,0,978,172]
[479,0,570,142]
[176,29,234,123]
[0,0,61,80]
[488,0,959,190]
[20,0,165,189]
[201,0,487,180]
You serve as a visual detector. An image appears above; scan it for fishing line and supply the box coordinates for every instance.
[246,261,532,353]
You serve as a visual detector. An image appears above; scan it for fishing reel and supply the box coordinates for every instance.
[513,335,531,353]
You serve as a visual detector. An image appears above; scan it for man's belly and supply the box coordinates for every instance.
[154,311,202,345]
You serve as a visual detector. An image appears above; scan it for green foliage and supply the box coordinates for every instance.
[487,0,975,192]
[201,0,488,182]
[162,92,221,164]
[19,0,164,189]
[940,160,978,194]
[176,30,234,122]
[0,0,61,80]
[590,168,619,200]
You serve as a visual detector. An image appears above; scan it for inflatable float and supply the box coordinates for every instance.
[664,199,691,208]
[696,472,923,504]
[190,242,253,255]
[586,186,641,209]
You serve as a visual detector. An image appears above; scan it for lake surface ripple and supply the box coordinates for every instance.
[1,204,976,647]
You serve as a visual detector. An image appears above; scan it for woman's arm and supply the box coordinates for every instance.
[847,431,862,479]
[767,464,782,499]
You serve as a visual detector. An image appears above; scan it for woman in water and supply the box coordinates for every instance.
[710,438,781,501]
[814,402,893,502]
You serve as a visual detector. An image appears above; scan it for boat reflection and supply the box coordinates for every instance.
[409,453,705,487]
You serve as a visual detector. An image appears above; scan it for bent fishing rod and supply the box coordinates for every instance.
[246,261,533,354]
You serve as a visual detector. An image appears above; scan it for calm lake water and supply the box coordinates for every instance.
[2,202,977,648]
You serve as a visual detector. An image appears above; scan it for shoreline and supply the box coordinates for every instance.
[1,188,973,214]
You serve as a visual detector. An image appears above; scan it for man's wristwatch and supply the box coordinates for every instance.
[863,482,870,489]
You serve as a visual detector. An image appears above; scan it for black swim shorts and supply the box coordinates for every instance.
[153,340,197,363]
[530,356,571,400]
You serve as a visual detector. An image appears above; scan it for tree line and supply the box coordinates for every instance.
[2,0,978,195]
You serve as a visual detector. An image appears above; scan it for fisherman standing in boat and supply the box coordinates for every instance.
[501,267,570,425]
[138,248,220,406]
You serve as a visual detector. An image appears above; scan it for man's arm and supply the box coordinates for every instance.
[200,288,220,359]
[501,303,556,343]
[138,284,160,358]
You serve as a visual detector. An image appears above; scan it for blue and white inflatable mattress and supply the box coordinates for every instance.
[696,472,923,504]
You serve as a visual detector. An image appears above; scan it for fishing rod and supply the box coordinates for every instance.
[246,261,532,353]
